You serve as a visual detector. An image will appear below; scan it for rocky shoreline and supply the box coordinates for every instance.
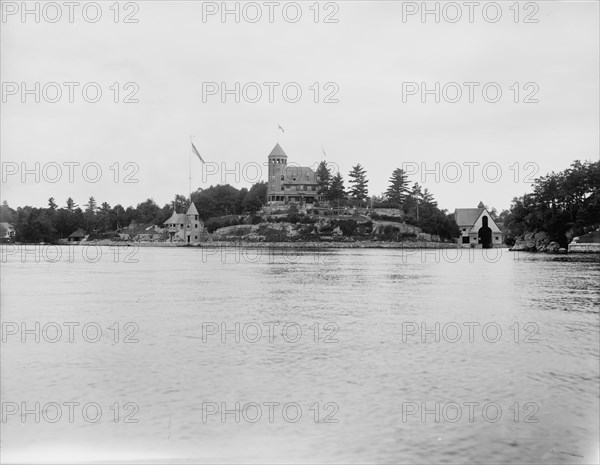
[509,230,600,253]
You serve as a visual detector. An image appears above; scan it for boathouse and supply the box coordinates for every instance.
[67,228,86,242]
[163,202,204,244]
[454,202,503,247]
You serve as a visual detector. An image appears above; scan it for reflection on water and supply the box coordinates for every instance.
[1,247,599,464]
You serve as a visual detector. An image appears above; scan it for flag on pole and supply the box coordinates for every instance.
[322,146,327,158]
[278,124,285,133]
[191,142,205,163]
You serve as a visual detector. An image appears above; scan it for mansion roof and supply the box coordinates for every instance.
[269,143,287,158]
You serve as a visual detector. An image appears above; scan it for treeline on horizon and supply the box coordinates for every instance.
[500,159,599,247]
[1,159,597,245]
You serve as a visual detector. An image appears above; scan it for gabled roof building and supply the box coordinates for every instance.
[454,201,503,247]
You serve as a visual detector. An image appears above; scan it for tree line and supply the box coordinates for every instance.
[501,160,599,246]
[0,182,268,243]
[315,162,459,240]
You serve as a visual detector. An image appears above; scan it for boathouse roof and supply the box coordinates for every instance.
[164,211,187,225]
[454,208,484,226]
[68,228,86,238]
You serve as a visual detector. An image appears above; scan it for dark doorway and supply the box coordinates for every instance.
[187,236,190,243]
[462,236,470,244]
[478,216,493,248]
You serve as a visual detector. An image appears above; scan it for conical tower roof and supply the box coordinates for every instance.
[268,143,287,158]
[477,201,485,208]
[186,202,199,216]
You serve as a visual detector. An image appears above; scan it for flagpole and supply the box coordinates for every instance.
[189,136,192,203]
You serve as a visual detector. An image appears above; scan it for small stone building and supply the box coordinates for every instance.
[164,203,204,244]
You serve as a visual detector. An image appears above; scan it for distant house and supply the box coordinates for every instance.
[0,222,15,243]
[454,201,503,247]
[164,203,205,244]
[67,228,86,242]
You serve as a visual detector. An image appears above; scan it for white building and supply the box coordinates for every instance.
[454,201,503,247]
[163,203,204,244]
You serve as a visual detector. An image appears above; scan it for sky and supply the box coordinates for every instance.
[1,0,599,213]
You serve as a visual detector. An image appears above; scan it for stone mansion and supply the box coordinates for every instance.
[266,143,320,205]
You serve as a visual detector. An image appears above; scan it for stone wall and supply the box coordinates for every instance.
[568,243,600,253]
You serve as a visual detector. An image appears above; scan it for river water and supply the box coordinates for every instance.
[1,246,599,464]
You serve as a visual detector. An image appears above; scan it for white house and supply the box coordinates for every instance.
[454,202,503,247]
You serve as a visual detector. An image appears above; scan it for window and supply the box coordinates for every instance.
[495,236,499,240]
[463,228,466,232]
[195,236,198,240]
[187,224,190,228]
[304,185,307,191]
[270,175,275,181]
[311,186,316,191]
[195,215,198,220]
[195,224,198,228]
[281,175,284,180]
[281,186,284,190]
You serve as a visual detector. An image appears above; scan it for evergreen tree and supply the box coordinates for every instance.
[328,172,346,203]
[84,196,98,231]
[65,197,78,211]
[386,168,409,205]
[316,161,332,201]
[48,197,58,210]
[422,188,436,206]
[348,164,369,201]
[98,202,112,231]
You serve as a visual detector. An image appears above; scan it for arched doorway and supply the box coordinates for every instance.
[478,216,493,248]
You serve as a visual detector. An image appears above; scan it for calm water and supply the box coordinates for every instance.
[1,246,599,464]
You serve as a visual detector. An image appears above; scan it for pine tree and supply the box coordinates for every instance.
[65,197,78,212]
[386,168,409,205]
[328,172,346,203]
[316,161,332,200]
[84,196,98,231]
[422,188,436,206]
[84,196,97,214]
[348,164,369,201]
[48,197,58,210]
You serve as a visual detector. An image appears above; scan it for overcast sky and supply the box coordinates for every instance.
[1,0,598,213]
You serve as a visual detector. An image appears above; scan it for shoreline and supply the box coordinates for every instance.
[4,241,597,252]
[5,240,509,250]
